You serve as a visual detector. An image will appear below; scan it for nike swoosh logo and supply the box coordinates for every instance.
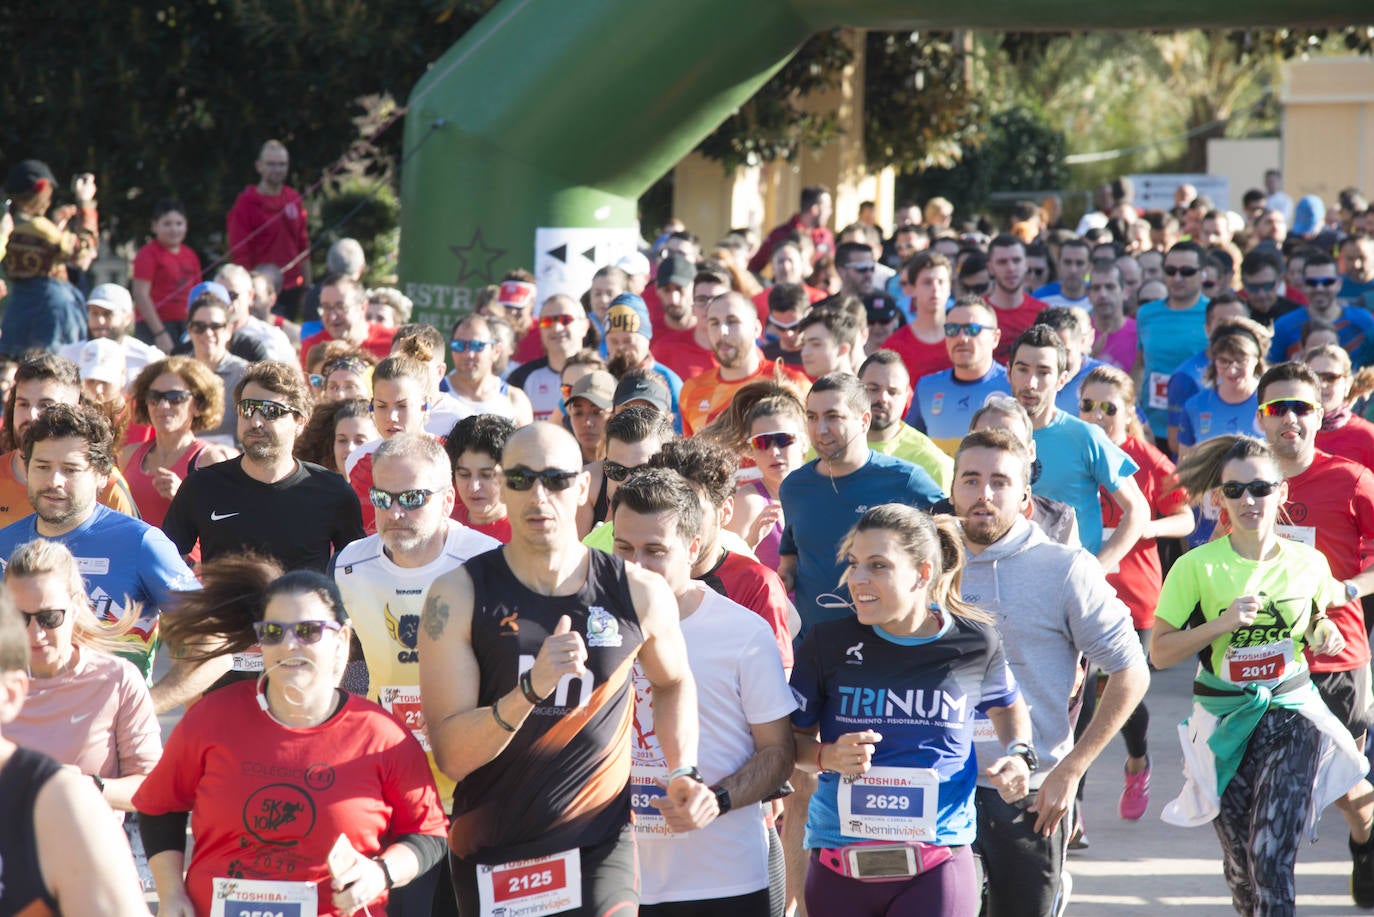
[70,712,91,724]
[210,511,241,521]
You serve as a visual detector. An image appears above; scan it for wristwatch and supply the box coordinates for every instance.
[667,765,705,784]
[1005,742,1039,773]
[1347,580,1361,603]
[711,784,733,815]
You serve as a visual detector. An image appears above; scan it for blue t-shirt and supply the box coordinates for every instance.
[1054,356,1106,415]
[1340,275,1374,306]
[1177,387,1262,447]
[1135,297,1209,437]
[648,362,685,434]
[1031,410,1138,554]
[0,504,198,678]
[779,451,943,633]
[908,364,1011,456]
[1269,306,1374,368]
[1166,350,1210,434]
[790,613,1020,848]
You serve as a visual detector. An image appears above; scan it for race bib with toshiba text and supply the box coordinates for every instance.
[629,764,680,840]
[1276,524,1317,549]
[1225,637,1294,685]
[379,685,429,751]
[837,766,939,842]
[476,849,582,917]
[210,877,316,917]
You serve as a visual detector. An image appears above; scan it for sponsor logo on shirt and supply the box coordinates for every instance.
[587,605,622,648]
[384,604,420,663]
[837,685,967,726]
[497,606,520,636]
[846,642,864,665]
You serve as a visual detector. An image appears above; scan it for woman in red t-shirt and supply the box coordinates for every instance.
[134,557,448,917]
[131,199,201,352]
[1309,344,1374,470]
[1079,364,1194,821]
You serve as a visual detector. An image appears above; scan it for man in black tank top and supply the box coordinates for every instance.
[0,599,150,915]
[419,422,717,916]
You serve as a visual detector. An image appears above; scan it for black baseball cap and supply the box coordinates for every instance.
[613,375,671,415]
[4,160,56,195]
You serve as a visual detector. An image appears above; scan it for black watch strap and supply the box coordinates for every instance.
[712,784,732,815]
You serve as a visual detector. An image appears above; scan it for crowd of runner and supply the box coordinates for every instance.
[2,146,1374,916]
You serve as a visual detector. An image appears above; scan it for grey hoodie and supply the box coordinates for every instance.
[963,516,1144,789]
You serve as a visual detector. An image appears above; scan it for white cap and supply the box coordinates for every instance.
[86,283,134,315]
[78,338,126,386]
[615,251,651,278]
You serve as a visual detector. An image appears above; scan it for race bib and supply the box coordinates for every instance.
[1225,638,1293,685]
[837,766,939,842]
[379,685,429,751]
[1277,524,1317,548]
[232,651,264,673]
[971,712,997,743]
[210,877,316,917]
[476,849,582,917]
[1148,373,1170,411]
[629,765,679,839]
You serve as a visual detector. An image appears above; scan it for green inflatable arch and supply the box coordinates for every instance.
[397,0,1366,327]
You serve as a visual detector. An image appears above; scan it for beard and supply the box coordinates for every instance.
[242,434,283,463]
[961,507,1013,546]
[607,350,643,378]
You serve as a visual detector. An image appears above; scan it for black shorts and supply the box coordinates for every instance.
[1313,665,1374,741]
[450,826,638,917]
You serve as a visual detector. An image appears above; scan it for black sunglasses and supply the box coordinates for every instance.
[602,459,643,483]
[504,466,580,492]
[21,608,66,629]
[963,281,991,296]
[147,389,193,406]
[252,619,343,645]
[1219,479,1281,500]
[943,322,988,338]
[1163,266,1200,278]
[369,488,435,511]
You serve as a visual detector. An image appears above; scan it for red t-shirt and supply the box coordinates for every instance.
[132,683,446,917]
[132,239,202,322]
[882,325,952,384]
[1317,416,1374,471]
[1099,436,1187,630]
[226,185,311,288]
[512,325,544,365]
[697,549,793,669]
[451,501,512,543]
[300,322,397,369]
[1284,451,1374,672]
[650,327,716,380]
[986,292,1048,365]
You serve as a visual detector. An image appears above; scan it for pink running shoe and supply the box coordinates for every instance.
[1119,759,1150,820]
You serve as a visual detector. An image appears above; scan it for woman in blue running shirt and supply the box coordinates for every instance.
[790,505,1032,917]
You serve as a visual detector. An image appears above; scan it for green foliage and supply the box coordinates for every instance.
[312,177,401,285]
[863,31,983,174]
[902,108,1066,216]
[0,0,494,260]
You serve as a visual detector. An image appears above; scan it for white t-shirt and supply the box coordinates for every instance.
[425,391,467,439]
[633,587,796,904]
[333,522,501,809]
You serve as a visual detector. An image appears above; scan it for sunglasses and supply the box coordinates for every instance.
[847,264,876,274]
[369,487,435,511]
[750,431,798,451]
[237,398,298,422]
[252,619,343,645]
[602,459,643,483]
[1079,399,1120,416]
[1306,277,1339,288]
[1026,266,1047,277]
[1202,280,1218,290]
[504,466,581,492]
[188,320,227,334]
[768,315,805,330]
[539,314,577,329]
[1220,479,1282,500]
[1163,265,1200,277]
[1244,281,1277,293]
[147,388,193,406]
[560,383,574,399]
[450,339,492,353]
[308,373,325,388]
[943,322,988,338]
[323,356,369,377]
[963,281,991,296]
[21,608,66,629]
[1257,398,1320,418]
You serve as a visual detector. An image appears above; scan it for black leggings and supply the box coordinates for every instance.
[1213,706,1319,917]
[450,827,638,917]
[1120,628,1153,759]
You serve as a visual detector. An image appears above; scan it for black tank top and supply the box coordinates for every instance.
[591,472,610,525]
[0,746,61,917]
[452,548,643,864]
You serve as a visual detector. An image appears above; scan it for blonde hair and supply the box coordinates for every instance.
[4,539,138,657]
[1080,364,1146,441]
